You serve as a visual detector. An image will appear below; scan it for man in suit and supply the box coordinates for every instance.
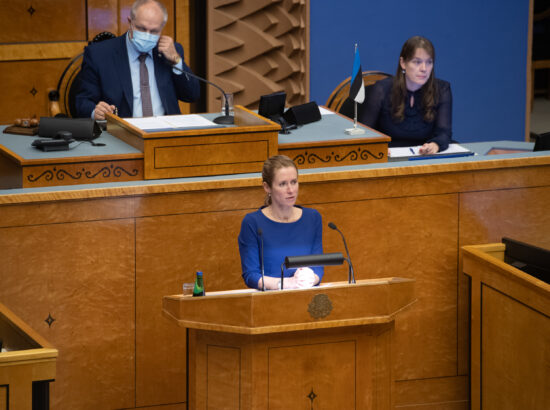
[75,0,200,120]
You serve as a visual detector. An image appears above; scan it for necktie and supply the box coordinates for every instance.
[138,53,153,117]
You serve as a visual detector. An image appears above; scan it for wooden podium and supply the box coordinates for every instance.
[462,244,550,410]
[106,106,280,180]
[163,278,415,409]
[0,302,57,410]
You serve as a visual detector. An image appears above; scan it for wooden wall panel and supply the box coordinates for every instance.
[0,159,548,408]
[0,1,87,43]
[316,194,459,381]
[207,0,309,111]
[0,218,136,410]
[458,186,550,376]
[135,209,246,406]
[481,285,549,409]
[0,59,73,122]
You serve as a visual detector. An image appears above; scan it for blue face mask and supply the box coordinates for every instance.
[131,29,159,53]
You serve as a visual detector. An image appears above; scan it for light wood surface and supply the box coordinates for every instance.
[0,302,57,410]
[0,153,549,408]
[462,243,550,410]
[163,278,415,334]
[165,279,414,409]
[106,106,280,179]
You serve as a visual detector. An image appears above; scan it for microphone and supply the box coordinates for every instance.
[258,228,266,291]
[164,56,234,125]
[328,222,356,284]
[284,253,345,268]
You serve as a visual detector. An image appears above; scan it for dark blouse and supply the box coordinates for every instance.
[359,77,452,151]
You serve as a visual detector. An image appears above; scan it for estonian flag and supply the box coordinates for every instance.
[349,45,365,104]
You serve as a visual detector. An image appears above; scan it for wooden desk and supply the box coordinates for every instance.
[277,110,390,169]
[0,145,549,409]
[0,108,386,188]
[461,243,550,410]
[163,278,415,409]
[0,128,143,189]
[106,106,280,179]
[0,302,57,410]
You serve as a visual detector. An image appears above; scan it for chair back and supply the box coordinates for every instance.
[325,71,390,116]
[49,32,116,117]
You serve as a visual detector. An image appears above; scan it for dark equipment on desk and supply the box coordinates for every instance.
[38,117,101,141]
[280,252,345,289]
[283,101,322,126]
[32,130,75,151]
[502,237,550,284]
[533,131,550,152]
[258,91,295,134]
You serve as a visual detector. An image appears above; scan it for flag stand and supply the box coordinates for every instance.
[345,101,365,135]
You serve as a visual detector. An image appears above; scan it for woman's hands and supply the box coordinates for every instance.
[418,142,439,155]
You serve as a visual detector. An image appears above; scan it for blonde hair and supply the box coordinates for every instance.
[262,155,298,205]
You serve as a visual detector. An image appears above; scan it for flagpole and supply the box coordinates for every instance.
[346,43,365,135]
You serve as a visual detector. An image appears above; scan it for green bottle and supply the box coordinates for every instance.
[192,271,205,297]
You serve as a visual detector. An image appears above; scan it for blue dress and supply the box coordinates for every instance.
[238,206,324,289]
[359,77,452,150]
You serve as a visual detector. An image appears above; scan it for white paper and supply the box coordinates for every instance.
[389,143,471,158]
[319,107,335,116]
[124,114,218,131]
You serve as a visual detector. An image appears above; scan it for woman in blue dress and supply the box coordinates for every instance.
[238,155,324,290]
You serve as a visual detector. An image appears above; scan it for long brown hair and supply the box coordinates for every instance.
[391,36,438,123]
[262,155,298,206]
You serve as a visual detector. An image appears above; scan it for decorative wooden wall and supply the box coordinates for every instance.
[0,0,191,124]
[206,0,309,112]
[1,156,549,409]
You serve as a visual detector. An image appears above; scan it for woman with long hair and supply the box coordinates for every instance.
[360,36,452,154]
[238,155,324,290]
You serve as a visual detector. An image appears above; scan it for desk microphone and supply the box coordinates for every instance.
[258,228,266,291]
[328,222,356,284]
[163,57,234,125]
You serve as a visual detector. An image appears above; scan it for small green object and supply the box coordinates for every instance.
[193,271,205,297]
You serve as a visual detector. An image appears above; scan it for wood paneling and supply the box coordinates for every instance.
[0,218,136,410]
[206,1,309,111]
[0,155,549,408]
[135,210,245,406]
[481,286,549,409]
[0,1,86,43]
[189,324,393,409]
[462,244,550,410]
[0,59,72,123]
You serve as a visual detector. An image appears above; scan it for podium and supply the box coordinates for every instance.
[462,243,550,410]
[106,106,280,180]
[0,302,57,410]
[163,278,415,409]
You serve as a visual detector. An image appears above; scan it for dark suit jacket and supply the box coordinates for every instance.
[75,34,200,118]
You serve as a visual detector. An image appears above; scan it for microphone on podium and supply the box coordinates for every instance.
[166,59,234,125]
[258,228,266,291]
[328,222,356,284]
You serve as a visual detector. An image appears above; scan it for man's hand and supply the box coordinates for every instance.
[93,101,116,120]
[158,35,179,64]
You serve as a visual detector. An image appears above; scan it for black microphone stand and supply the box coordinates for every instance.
[171,65,234,125]
[258,229,266,291]
[328,222,356,284]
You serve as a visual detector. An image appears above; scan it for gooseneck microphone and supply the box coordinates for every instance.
[328,222,356,284]
[168,61,234,125]
[258,228,266,291]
